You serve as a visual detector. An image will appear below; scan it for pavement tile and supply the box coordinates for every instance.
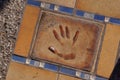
[31,11,105,71]
[97,24,120,78]
[76,0,120,18]
[14,5,40,57]
[6,61,58,80]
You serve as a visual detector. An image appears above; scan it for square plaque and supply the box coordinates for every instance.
[30,11,105,72]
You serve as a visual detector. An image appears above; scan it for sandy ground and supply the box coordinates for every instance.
[0,0,25,80]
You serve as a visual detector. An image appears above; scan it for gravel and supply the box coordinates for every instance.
[0,0,26,80]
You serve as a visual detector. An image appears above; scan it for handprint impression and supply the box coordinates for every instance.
[48,25,79,60]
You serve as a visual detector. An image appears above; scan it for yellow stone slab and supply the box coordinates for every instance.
[76,0,120,18]
[59,74,81,80]
[14,5,40,57]
[6,61,58,80]
[36,0,76,8]
[97,24,120,78]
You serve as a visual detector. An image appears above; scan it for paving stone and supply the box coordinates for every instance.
[31,11,105,71]
[97,24,120,78]
[14,5,40,57]
[6,61,58,80]
[76,0,120,18]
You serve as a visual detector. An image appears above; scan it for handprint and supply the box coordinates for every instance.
[48,25,80,60]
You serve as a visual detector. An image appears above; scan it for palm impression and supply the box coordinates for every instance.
[48,25,79,60]
[32,12,104,71]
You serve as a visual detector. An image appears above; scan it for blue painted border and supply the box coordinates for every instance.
[26,0,120,25]
[80,72,85,79]
[44,63,58,71]
[30,59,35,65]
[12,54,108,80]
[76,10,84,16]
[49,4,54,10]
[109,18,120,24]
[60,67,76,76]
[59,6,73,14]
[12,55,26,63]
[94,14,105,21]
[27,0,41,7]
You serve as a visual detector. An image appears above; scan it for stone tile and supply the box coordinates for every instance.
[97,24,120,78]
[31,11,105,71]
[58,74,81,80]
[14,5,40,57]
[6,61,58,80]
[76,0,120,18]
[37,0,76,8]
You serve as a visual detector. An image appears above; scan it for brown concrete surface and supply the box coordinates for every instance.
[76,0,120,18]
[14,5,40,57]
[32,11,105,71]
[58,74,81,80]
[97,24,120,78]
[6,61,58,80]
[36,0,76,8]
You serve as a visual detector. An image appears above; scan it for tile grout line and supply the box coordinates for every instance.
[72,0,77,16]
[56,74,60,80]
[56,68,60,80]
